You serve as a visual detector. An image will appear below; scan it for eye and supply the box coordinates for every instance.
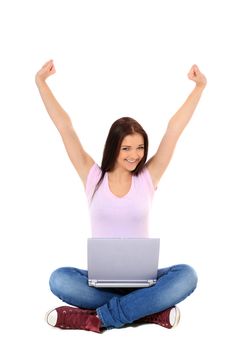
[122,147,129,151]
[138,146,144,150]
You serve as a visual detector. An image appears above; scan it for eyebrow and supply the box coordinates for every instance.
[121,144,144,147]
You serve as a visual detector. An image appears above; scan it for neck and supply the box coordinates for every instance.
[108,168,132,183]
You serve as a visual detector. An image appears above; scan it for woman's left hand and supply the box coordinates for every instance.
[188,64,207,88]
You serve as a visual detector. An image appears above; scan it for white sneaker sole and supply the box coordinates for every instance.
[45,309,58,327]
[170,306,181,328]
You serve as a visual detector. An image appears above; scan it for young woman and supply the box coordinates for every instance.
[35,60,207,333]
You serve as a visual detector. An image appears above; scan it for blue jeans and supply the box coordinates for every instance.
[49,264,197,329]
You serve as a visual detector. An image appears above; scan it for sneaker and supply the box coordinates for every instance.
[46,306,103,333]
[134,306,180,329]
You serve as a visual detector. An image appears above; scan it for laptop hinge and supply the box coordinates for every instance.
[88,279,156,288]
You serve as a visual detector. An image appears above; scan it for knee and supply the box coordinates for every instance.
[49,267,73,295]
[179,264,198,292]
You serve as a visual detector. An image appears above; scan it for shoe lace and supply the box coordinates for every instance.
[60,309,88,328]
[58,308,101,332]
[144,309,171,328]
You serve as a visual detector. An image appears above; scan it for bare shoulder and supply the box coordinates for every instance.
[80,156,96,188]
[145,158,160,189]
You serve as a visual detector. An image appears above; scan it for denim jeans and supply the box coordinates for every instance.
[49,264,197,329]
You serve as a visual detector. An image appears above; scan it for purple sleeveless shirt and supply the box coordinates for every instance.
[85,163,157,238]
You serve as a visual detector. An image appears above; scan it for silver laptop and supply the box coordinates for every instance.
[87,238,160,288]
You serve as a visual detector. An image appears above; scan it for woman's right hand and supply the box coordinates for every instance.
[35,59,56,85]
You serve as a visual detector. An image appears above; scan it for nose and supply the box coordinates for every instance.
[129,149,140,159]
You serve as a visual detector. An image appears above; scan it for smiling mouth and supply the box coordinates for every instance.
[125,159,138,163]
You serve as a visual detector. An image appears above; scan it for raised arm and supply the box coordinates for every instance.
[35,60,95,186]
[146,64,207,188]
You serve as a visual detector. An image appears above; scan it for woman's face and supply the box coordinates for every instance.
[115,133,145,171]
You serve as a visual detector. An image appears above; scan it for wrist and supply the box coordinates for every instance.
[195,82,206,91]
[35,75,47,88]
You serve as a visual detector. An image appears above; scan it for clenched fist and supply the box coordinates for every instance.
[35,60,56,85]
[188,64,207,88]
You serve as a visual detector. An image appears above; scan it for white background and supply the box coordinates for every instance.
[0,0,232,348]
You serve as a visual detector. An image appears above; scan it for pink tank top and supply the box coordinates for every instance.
[85,163,157,238]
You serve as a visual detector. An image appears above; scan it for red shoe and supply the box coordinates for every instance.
[134,306,180,329]
[46,306,104,333]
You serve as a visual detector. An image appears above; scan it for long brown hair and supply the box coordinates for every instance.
[91,117,149,201]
